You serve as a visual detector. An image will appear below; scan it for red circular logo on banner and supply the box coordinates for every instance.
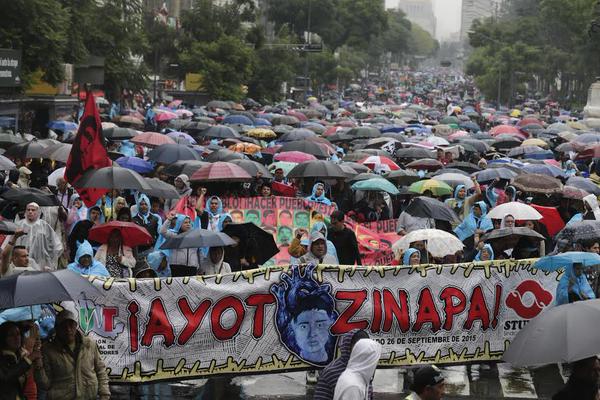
[505,280,553,319]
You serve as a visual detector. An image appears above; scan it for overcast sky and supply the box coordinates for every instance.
[386,0,462,41]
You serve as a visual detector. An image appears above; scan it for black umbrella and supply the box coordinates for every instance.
[1,187,60,207]
[445,162,481,174]
[163,160,209,177]
[455,139,490,154]
[482,227,545,253]
[104,127,138,140]
[74,166,151,191]
[566,177,600,196]
[473,167,518,183]
[205,149,246,162]
[280,141,330,158]
[142,178,180,199]
[396,148,435,159]
[341,162,371,174]
[4,141,50,159]
[40,143,72,163]
[200,126,240,139]
[0,269,101,309]
[287,160,347,179]
[404,196,459,222]
[0,220,18,234]
[206,100,232,110]
[279,128,316,142]
[160,229,236,250]
[223,223,279,266]
[0,133,24,149]
[147,144,202,164]
[346,126,380,139]
[384,169,421,186]
[229,159,273,179]
[555,221,600,245]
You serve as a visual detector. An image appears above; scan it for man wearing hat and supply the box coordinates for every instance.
[34,310,110,400]
[405,365,446,400]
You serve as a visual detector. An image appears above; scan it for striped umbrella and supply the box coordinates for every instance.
[190,161,252,182]
[131,132,176,147]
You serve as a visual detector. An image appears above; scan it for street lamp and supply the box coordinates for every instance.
[468,30,503,108]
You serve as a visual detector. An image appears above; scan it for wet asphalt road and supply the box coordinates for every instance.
[109,362,568,399]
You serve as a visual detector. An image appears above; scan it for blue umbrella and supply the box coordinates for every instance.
[522,163,565,178]
[223,114,254,125]
[381,125,406,133]
[525,149,555,160]
[116,156,154,174]
[534,252,600,272]
[47,120,78,131]
[0,116,15,128]
[254,118,272,126]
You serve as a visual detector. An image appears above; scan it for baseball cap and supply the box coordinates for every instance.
[411,365,445,392]
[55,310,77,326]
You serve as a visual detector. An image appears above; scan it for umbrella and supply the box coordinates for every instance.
[143,178,180,199]
[115,156,154,174]
[279,141,330,158]
[279,128,316,142]
[563,185,590,200]
[163,160,209,177]
[392,229,464,258]
[147,144,201,164]
[346,126,380,139]
[0,155,16,170]
[74,166,151,191]
[521,163,565,178]
[223,114,253,125]
[481,227,545,242]
[117,115,144,128]
[342,162,371,174]
[154,110,178,122]
[473,168,518,183]
[104,127,138,140]
[271,115,300,126]
[534,252,600,271]
[503,299,600,366]
[229,159,273,179]
[207,100,232,110]
[432,173,474,189]
[566,177,600,196]
[167,131,196,145]
[0,134,25,149]
[384,170,421,186]
[351,178,400,195]
[405,159,444,172]
[404,196,459,222]
[246,128,276,139]
[408,179,453,197]
[47,121,78,131]
[0,269,101,309]
[359,155,400,171]
[4,141,49,159]
[445,162,481,174]
[223,223,279,266]
[0,220,16,235]
[555,220,600,245]
[512,174,563,194]
[204,149,246,162]
[269,161,297,176]
[190,161,252,182]
[487,202,543,221]
[159,229,236,250]
[88,221,153,247]
[39,143,72,163]
[274,151,317,163]
[508,145,545,158]
[395,148,435,159]
[131,132,176,147]
[200,126,241,139]
[0,187,59,207]
[287,160,346,179]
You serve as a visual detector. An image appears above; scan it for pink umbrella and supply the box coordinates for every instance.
[175,109,193,118]
[131,132,176,147]
[287,110,308,122]
[190,161,252,182]
[274,151,317,163]
[490,124,528,139]
[168,100,183,108]
[543,159,561,167]
[154,110,178,122]
[448,130,469,140]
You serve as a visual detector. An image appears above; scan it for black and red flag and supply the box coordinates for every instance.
[64,91,112,207]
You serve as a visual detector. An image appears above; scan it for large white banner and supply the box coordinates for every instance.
[62,260,560,383]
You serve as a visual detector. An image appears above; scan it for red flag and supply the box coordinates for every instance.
[64,91,112,207]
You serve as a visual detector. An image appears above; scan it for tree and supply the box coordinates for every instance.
[0,0,69,86]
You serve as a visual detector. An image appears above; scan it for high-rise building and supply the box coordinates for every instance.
[460,0,497,41]
[397,0,436,38]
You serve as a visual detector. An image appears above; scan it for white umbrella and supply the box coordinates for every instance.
[504,300,600,366]
[432,173,474,189]
[47,167,66,187]
[487,202,543,221]
[392,229,464,258]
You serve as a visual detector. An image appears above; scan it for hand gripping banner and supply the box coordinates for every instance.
[61,259,560,383]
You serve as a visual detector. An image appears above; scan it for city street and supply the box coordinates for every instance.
[110,363,568,399]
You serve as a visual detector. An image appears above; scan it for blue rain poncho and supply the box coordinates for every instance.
[454,201,494,241]
[67,240,109,277]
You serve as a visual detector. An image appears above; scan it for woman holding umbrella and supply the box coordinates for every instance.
[158,212,200,276]
[94,230,136,278]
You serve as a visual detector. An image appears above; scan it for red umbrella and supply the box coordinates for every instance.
[490,125,528,139]
[261,146,282,155]
[517,118,543,127]
[190,161,252,182]
[274,151,317,163]
[88,221,153,247]
[131,132,176,147]
[287,110,308,122]
[530,204,565,237]
[359,155,400,171]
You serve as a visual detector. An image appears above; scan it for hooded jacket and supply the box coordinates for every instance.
[313,331,373,400]
[306,183,332,205]
[556,263,596,305]
[198,247,231,275]
[298,232,338,265]
[132,194,161,241]
[474,244,494,261]
[311,222,339,262]
[332,339,382,400]
[454,201,494,241]
[146,251,171,278]
[158,215,201,268]
[200,196,229,231]
[402,248,421,265]
[67,240,109,277]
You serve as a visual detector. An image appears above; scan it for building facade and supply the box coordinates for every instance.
[397,0,437,38]
[460,0,497,41]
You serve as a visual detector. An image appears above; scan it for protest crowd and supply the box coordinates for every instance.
[2,69,600,399]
